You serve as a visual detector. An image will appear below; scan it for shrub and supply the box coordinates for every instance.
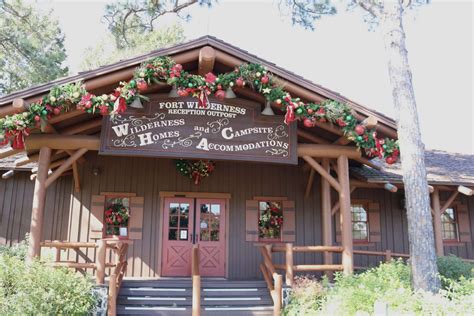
[437,255,473,281]
[0,253,97,315]
[0,236,28,260]
[284,259,474,315]
[283,275,328,315]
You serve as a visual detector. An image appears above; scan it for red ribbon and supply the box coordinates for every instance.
[198,88,209,108]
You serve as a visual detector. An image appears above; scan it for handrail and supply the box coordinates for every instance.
[353,249,409,261]
[107,241,129,316]
[40,239,130,316]
[192,244,201,316]
[259,245,283,316]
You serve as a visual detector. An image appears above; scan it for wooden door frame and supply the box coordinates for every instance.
[157,191,231,278]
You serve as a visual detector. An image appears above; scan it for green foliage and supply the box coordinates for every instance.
[278,0,336,30]
[437,255,473,282]
[80,24,185,71]
[0,237,28,261]
[0,0,68,95]
[103,0,212,49]
[0,252,97,314]
[284,260,474,316]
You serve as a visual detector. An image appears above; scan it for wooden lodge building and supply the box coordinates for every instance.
[0,36,473,315]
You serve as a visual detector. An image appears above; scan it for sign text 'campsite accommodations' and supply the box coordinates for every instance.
[99,96,297,164]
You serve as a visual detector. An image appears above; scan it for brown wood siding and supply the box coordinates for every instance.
[1,153,473,279]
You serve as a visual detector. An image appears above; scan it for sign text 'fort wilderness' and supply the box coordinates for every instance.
[100,96,297,164]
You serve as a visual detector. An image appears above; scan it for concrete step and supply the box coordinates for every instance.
[118,296,273,306]
[117,305,274,315]
[120,287,269,297]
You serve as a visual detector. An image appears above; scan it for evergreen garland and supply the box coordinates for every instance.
[0,56,399,163]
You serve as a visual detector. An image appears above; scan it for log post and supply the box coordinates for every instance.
[108,273,117,316]
[96,239,106,284]
[274,274,283,316]
[431,189,444,256]
[285,243,294,287]
[26,147,52,263]
[385,249,392,262]
[337,155,353,275]
[321,158,333,274]
[192,245,201,316]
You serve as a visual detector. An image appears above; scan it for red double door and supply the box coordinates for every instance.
[162,198,226,277]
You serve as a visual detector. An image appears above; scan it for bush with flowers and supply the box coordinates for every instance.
[105,202,130,236]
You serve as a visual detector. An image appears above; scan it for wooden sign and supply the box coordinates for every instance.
[99,95,297,165]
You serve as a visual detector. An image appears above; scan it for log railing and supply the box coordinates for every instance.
[269,244,345,287]
[40,239,130,316]
[192,244,201,316]
[259,245,283,316]
[107,241,129,316]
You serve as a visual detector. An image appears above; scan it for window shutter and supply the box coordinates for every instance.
[282,200,296,242]
[129,196,144,240]
[245,200,259,242]
[90,195,105,239]
[368,202,381,242]
[457,204,471,242]
[335,212,342,243]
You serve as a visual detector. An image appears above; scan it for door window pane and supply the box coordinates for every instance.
[170,203,179,214]
[180,216,189,228]
[201,204,210,214]
[211,204,220,215]
[200,229,210,241]
[169,216,178,227]
[180,204,189,215]
[168,229,177,240]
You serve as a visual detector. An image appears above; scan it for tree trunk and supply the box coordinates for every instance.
[380,1,440,292]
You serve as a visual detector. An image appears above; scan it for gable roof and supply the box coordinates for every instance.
[351,150,474,186]
[0,36,397,133]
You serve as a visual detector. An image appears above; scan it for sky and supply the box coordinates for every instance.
[36,0,473,154]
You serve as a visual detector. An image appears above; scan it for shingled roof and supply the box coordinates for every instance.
[351,150,474,186]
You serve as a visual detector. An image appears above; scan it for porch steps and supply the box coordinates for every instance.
[117,279,274,315]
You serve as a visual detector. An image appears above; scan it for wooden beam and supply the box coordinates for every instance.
[361,116,378,129]
[302,156,341,192]
[304,169,315,198]
[297,129,330,144]
[321,158,333,273]
[0,148,20,159]
[353,157,381,170]
[2,170,15,179]
[297,144,361,159]
[331,186,357,215]
[72,162,80,192]
[60,118,102,135]
[41,123,86,164]
[337,155,353,275]
[13,98,28,111]
[31,157,67,173]
[198,46,216,76]
[440,191,459,214]
[458,185,473,196]
[383,183,398,193]
[25,134,100,151]
[26,146,51,263]
[431,189,444,256]
[45,148,88,188]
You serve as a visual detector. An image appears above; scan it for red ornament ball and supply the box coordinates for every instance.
[34,115,41,122]
[137,81,148,92]
[261,75,269,84]
[307,108,314,115]
[177,89,189,97]
[215,89,226,100]
[53,108,61,116]
[385,156,396,164]
[303,118,314,128]
[236,78,245,87]
[355,125,365,135]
